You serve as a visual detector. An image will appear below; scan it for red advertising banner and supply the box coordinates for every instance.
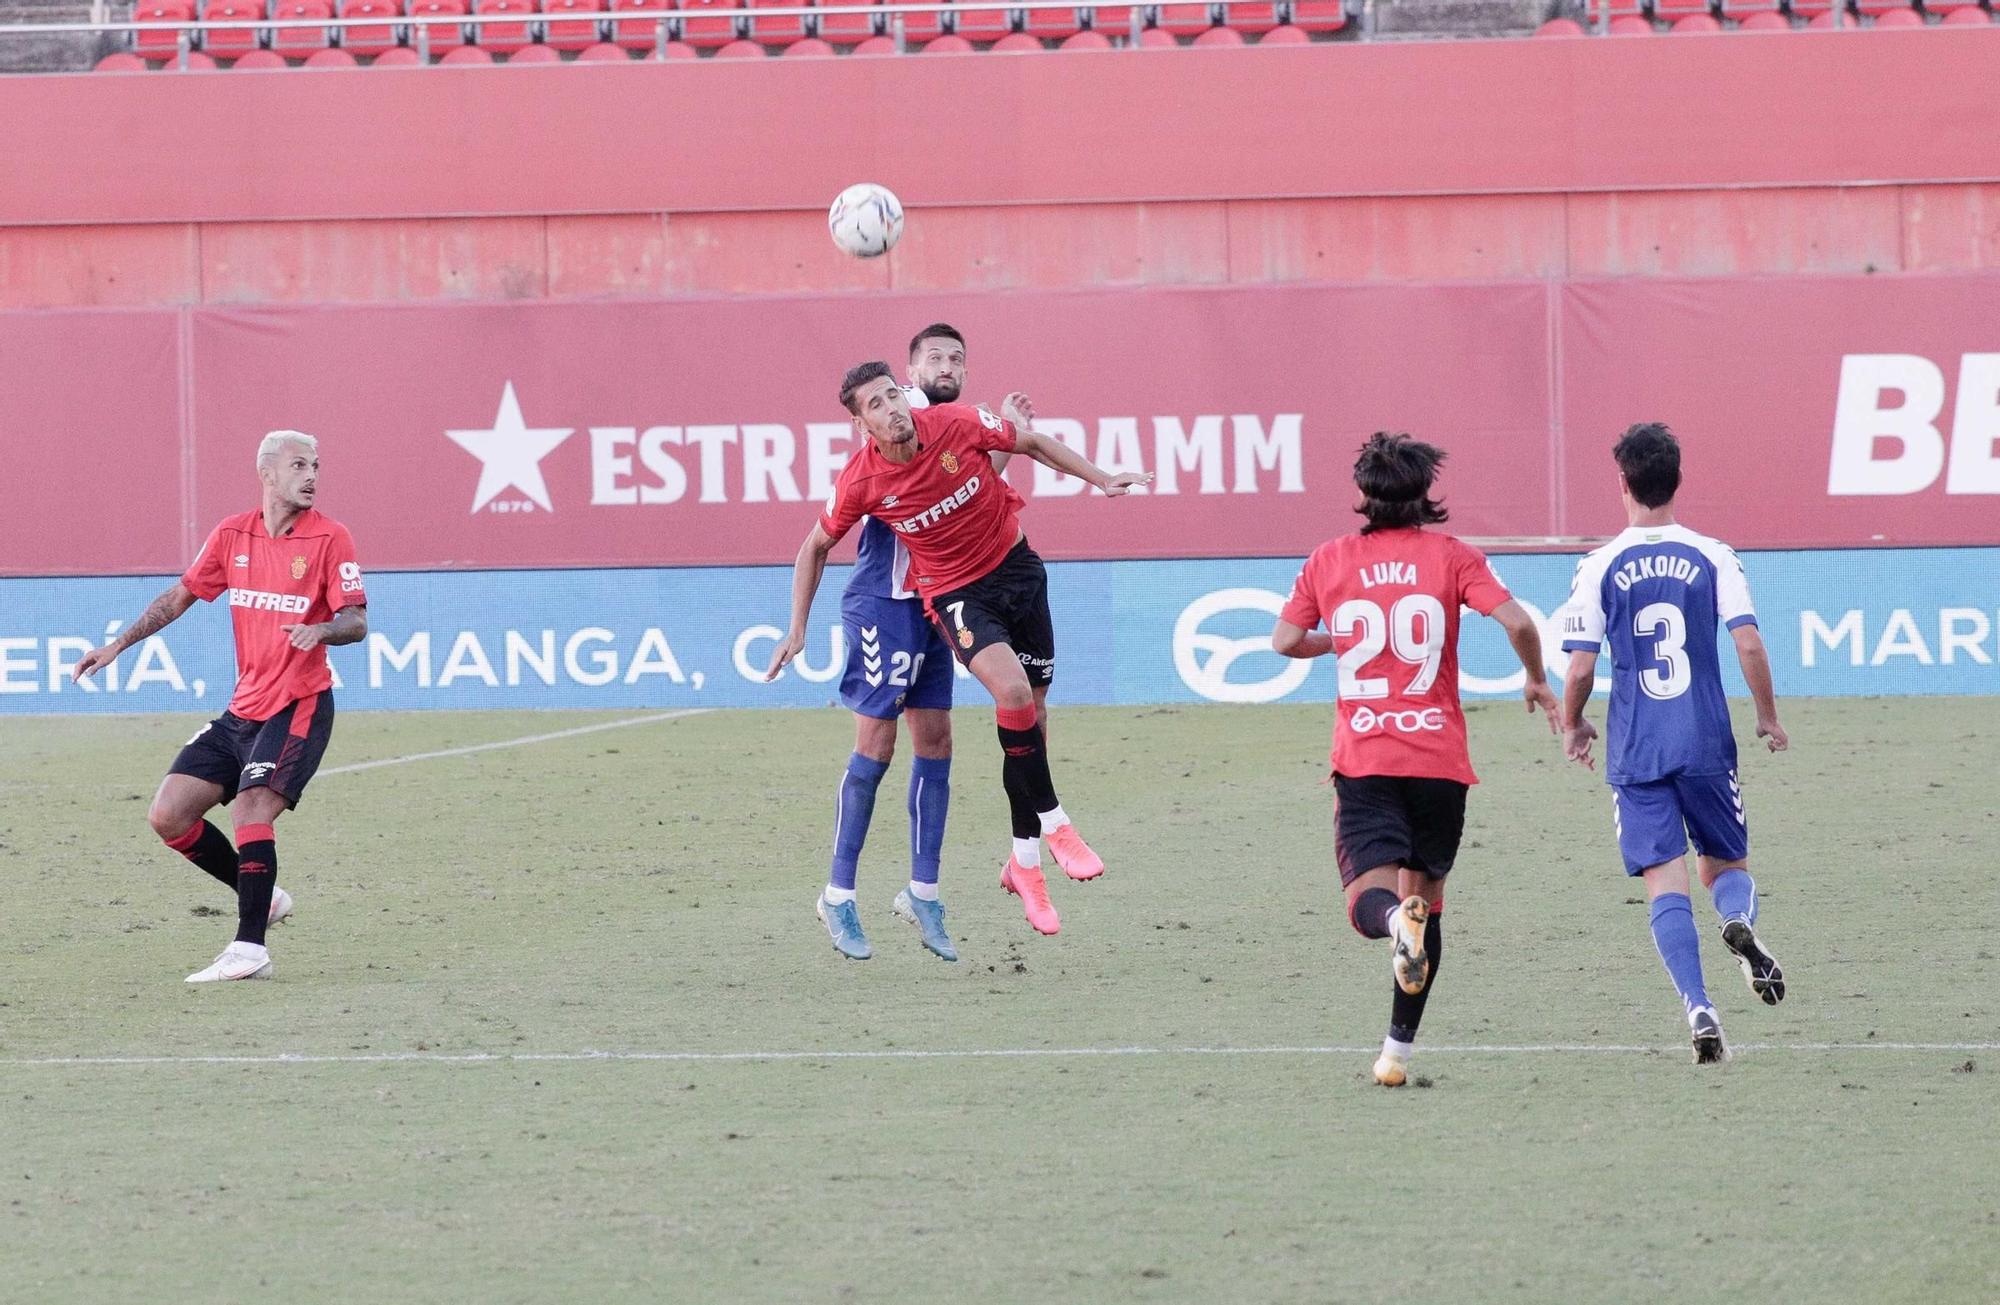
[3,273,1997,578]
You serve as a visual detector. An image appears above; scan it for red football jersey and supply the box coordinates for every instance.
[181,508,367,722]
[819,403,1022,600]
[1280,527,1511,785]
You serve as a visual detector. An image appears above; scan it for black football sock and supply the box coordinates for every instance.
[1349,886,1400,940]
[234,823,277,947]
[165,819,239,890]
[1389,909,1444,1044]
[996,705,1058,842]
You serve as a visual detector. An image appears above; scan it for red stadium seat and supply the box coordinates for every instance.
[1803,7,1842,23]
[1021,4,1078,36]
[898,0,946,40]
[713,34,767,50]
[1735,8,1790,25]
[1258,19,1305,38]
[175,48,221,64]
[1286,0,1344,31]
[814,0,880,43]
[338,0,400,55]
[1870,4,1921,20]
[676,0,741,45]
[648,36,697,51]
[1607,12,1654,30]
[270,0,332,53]
[1670,11,1721,27]
[1155,1,1213,34]
[781,32,836,49]
[472,0,536,51]
[1939,3,1990,22]
[749,0,808,43]
[371,42,422,59]
[1058,25,1109,43]
[537,0,596,48]
[408,0,468,51]
[1533,15,1583,32]
[304,42,360,60]
[132,0,194,60]
[991,27,1042,44]
[232,45,287,63]
[1134,21,1176,40]
[96,50,149,68]
[852,30,896,47]
[1192,21,1242,39]
[577,37,633,53]
[952,0,1015,38]
[1223,1,1278,31]
[609,0,669,48]
[440,39,493,55]
[200,0,262,58]
[922,29,974,45]
[508,36,562,55]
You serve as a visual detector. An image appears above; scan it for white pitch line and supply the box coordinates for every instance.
[320,708,713,776]
[3,1041,1995,1069]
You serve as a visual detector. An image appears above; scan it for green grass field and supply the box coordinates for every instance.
[3,697,1997,1303]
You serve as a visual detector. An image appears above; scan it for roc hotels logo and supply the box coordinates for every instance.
[446,382,576,514]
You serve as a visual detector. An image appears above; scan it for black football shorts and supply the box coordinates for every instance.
[926,537,1056,686]
[168,690,337,808]
[1332,771,1469,886]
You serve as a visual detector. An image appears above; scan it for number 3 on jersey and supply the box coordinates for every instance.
[1332,595,1446,699]
[1634,601,1691,700]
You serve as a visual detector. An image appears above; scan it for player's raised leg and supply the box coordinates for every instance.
[1684,770,1785,1006]
[968,643,1060,935]
[893,704,958,961]
[1031,684,1102,882]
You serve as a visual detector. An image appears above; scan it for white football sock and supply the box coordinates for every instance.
[1381,1035,1413,1061]
[1012,837,1041,868]
[908,880,939,902]
[1037,805,1071,836]
[823,885,857,906]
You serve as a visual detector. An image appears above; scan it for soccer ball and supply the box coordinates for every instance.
[828,183,904,258]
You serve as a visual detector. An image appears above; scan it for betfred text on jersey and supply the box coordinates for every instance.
[892,475,982,534]
[230,589,312,615]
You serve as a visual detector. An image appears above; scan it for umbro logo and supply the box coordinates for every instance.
[233,555,249,567]
[241,761,276,781]
[882,495,899,508]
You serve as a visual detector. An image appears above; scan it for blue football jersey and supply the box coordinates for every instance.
[1559,524,1758,786]
[844,387,928,602]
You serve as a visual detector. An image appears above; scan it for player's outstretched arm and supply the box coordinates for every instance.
[1490,599,1560,733]
[764,523,836,681]
[1731,624,1788,752]
[1560,649,1600,770]
[1269,619,1332,660]
[1001,392,1152,496]
[72,581,197,682]
[283,604,367,651]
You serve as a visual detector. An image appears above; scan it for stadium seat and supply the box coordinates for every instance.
[439,38,493,55]
[1286,0,1344,31]
[922,29,975,45]
[132,0,194,61]
[609,0,670,49]
[1533,15,1584,32]
[713,33,766,50]
[1155,1,1214,35]
[991,27,1042,44]
[952,0,1016,38]
[1223,1,1279,31]
[175,48,221,65]
[199,0,263,58]
[1135,21,1176,40]
[371,42,422,59]
[577,36,632,53]
[303,42,360,60]
[748,0,808,43]
[270,0,332,53]
[850,29,896,47]
[647,36,698,51]
[95,50,149,69]
[1607,12,1654,29]
[539,0,598,47]
[1192,21,1243,39]
[1021,4,1079,36]
[472,0,535,51]
[1871,4,1921,20]
[1670,11,1722,26]
[676,0,742,45]
[1735,8,1790,25]
[780,32,837,49]
[897,0,946,40]
[1939,3,1991,22]
[232,45,288,63]
[508,38,562,55]
[1058,25,1110,42]
[1651,0,1711,18]
[338,0,400,55]
[814,0,880,44]
[1257,19,1306,38]
[1803,7,1842,22]
[408,0,469,51]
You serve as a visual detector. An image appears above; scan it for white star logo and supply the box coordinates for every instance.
[445,382,575,514]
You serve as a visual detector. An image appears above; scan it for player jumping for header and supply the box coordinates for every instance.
[1271,433,1559,1087]
[1557,423,1788,1065]
[767,362,1149,937]
[75,431,368,983]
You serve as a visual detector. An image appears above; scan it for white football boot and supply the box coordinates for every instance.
[186,941,273,983]
[268,887,294,926]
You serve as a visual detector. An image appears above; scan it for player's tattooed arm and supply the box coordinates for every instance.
[1560,649,1600,770]
[282,603,366,651]
[1270,619,1332,659]
[72,582,197,682]
[1002,392,1152,496]
[765,523,836,681]
[1730,624,1788,752]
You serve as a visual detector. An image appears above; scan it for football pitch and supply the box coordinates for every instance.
[3,696,1996,1304]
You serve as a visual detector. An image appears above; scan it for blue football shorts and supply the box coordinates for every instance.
[839,592,955,720]
[1610,769,1750,876]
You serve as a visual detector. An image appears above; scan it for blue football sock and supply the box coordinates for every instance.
[1710,869,1757,926]
[908,755,950,887]
[830,753,890,891]
[1649,893,1711,1013]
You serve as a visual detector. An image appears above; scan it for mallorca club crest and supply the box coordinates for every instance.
[939,450,960,475]
[290,555,309,580]
[957,627,974,650]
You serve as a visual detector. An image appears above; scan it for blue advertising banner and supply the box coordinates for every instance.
[1,548,1994,715]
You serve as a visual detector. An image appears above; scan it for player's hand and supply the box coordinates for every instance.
[1564,719,1598,771]
[1001,392,1034,430]
[1757,717,1789,753]
[72,643,119,683]
[763,630,804,681]
[1524,679,1561,735]
[280,622,328,651]
[1099,471,1154,497]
